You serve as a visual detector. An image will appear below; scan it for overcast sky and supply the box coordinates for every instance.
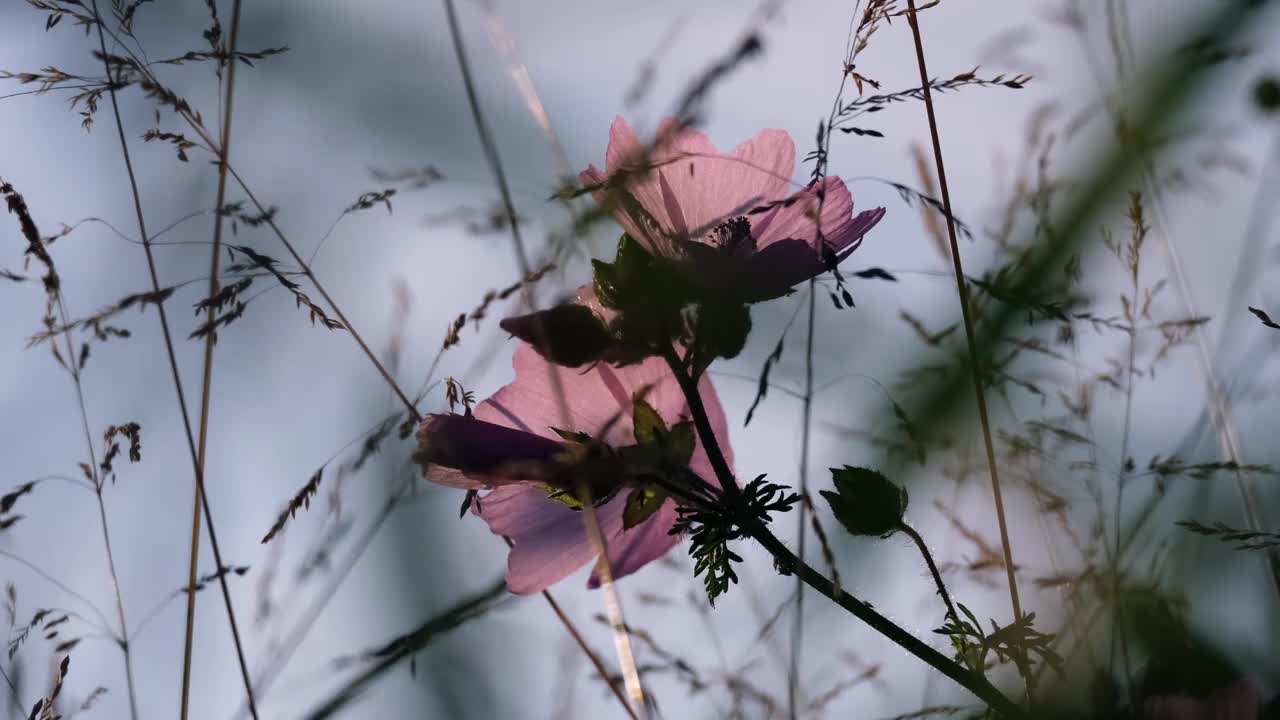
[2,1,1279,718]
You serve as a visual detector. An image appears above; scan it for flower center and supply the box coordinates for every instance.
[707,216,754,256]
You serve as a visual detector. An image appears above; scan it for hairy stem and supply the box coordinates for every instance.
[898,522,959,624]
[661,351,1023,717]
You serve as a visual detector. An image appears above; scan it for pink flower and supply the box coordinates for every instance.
[580,116,886,302]
[1144,677,1260,720]
[417,341,733,594]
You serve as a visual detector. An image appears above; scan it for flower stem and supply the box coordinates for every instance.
[661,346,742,507]
[661,351,1023,717]
[753,522,1022,718]
[898,521,959,624]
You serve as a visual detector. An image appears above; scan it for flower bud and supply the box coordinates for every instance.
[499,304,613,368]
[820,466,908,538]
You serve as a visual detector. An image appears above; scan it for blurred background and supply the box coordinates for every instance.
[2,0,1279,717]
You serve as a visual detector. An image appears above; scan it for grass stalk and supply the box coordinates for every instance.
[904,0,1024,623]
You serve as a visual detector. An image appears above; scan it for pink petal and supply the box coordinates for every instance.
[579,165,657,252]
[476,484,627,594]
[468,333,736,591]
[753,177,870,251]
[587,116,795,256]
[1207,678,1259,720]
[476,343,633,448]
[479,340,733,459]
[653,120,795,238]
[1142,678,1259,720]
[584,369,732,588]
[588,500,682,588]
[423,466,479,490]
[691,371,734,484]
[604,115,650,176]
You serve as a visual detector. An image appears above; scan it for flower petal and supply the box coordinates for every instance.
[588,117,796,255]
[752,177,861,249]
[588,500,682,588]
[580,165,656,251]
[476,343,631,447]
[476,484,627,594]
[653,120,794,237]
[463,323,737,591]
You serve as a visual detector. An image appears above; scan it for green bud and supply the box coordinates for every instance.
[820,466,908,538]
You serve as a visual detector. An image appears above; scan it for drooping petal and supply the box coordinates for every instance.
[456,307,737,591]
[1142,677,1259,720]
[476,483,628,594]
[752,177,878,253]
[740,239,830,299]
[588,500,682,588]
[415,413,563,489]
[828,206,888,262]
[476,343,633,448]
